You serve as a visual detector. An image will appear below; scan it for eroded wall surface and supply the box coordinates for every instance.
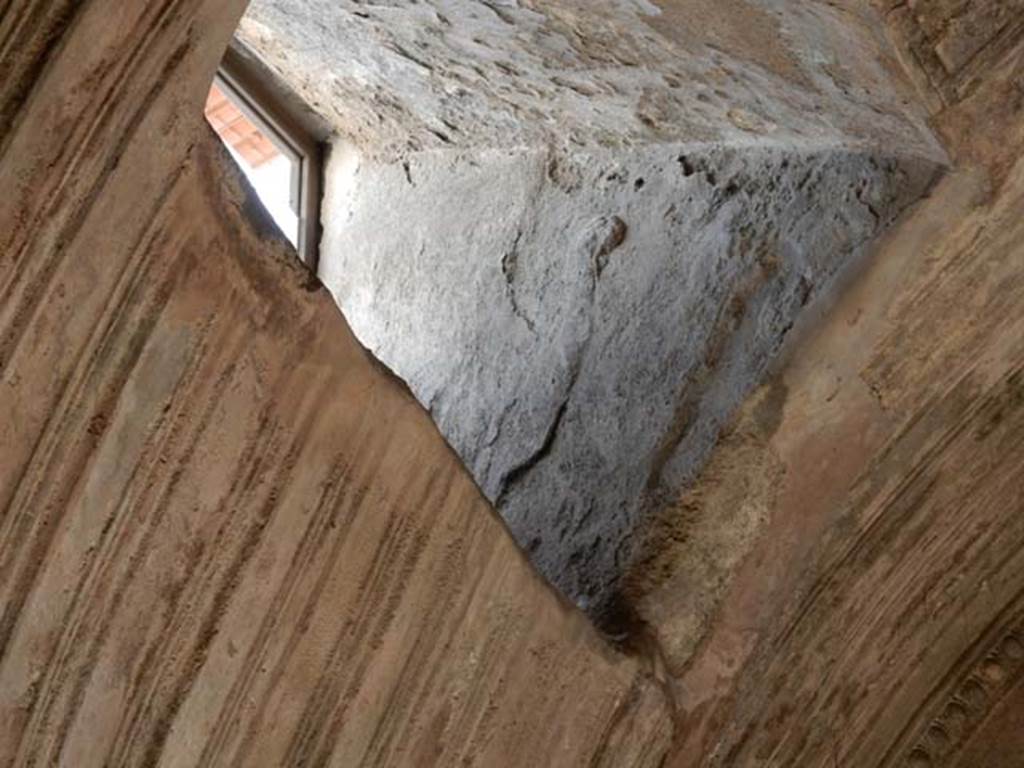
[624,4,1024,764]
[4,1,1024,765]
[0,3,671,765]
[239,0,938,157]
[239,0,946,619]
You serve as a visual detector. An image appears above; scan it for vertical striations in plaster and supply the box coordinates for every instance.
[0,0,672,765]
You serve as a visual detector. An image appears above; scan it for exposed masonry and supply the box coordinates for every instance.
[240,0,946,621]
[239,0,942,159]
[319,143,938,616]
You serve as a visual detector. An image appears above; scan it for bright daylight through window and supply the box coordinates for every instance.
[203,49,321,268]
[205,82,299,245]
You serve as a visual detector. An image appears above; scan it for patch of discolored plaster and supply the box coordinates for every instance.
[621,381,787,669]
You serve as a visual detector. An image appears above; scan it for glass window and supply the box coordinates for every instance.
[203,50,321,269]
[205,82,301,247]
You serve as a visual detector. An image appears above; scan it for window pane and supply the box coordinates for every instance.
[204,83,300,247]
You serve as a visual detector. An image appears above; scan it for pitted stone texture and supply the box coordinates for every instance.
[239,0,940,158]
[321,141,939,613]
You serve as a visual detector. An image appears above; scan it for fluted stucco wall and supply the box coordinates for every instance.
[0,3,670,765]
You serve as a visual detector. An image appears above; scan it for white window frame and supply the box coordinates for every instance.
[214,46,322,270]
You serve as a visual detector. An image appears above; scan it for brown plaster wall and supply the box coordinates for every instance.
[622,5,1024,765]
[3,1,1024,766]
[0,2,670,765]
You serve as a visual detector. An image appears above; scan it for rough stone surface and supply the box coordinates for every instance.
[240,0,946,617]
[239,0,938,157]
[320,141,938,614]
[0,2,672,764]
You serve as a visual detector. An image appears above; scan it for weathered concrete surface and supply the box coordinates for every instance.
[240,0,946,619]
[0,2,672,765]
[621,6,1024,764]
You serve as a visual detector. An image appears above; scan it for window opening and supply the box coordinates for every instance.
[204,47,321,269]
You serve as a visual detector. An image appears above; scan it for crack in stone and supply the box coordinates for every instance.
[496,396,569,505]
[501,230,536,334]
